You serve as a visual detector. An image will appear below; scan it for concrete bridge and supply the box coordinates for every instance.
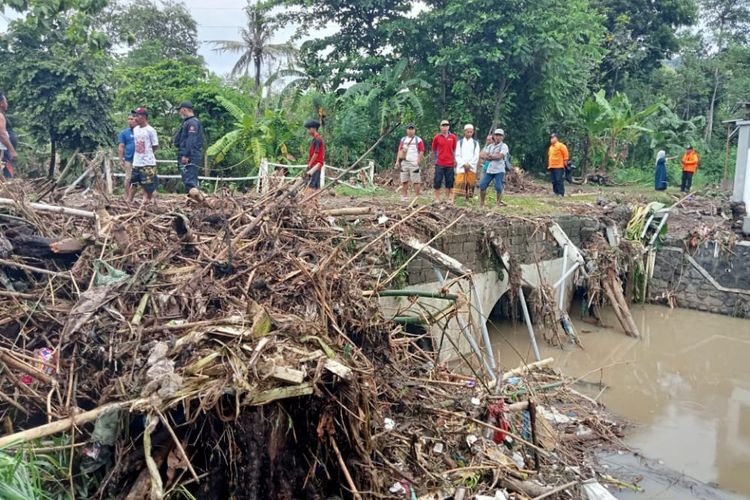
[377,213,750,372]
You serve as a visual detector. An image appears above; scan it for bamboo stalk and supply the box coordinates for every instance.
[0,198,97,219]
[0,258,70,278]
[330,436,362,500]
[0,401,135,448]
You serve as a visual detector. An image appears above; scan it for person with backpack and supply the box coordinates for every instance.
[394,123,424,201]
[453,123,480,202]
[478,129,510,208]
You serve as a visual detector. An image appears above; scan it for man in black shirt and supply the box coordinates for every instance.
[174,101,204,200]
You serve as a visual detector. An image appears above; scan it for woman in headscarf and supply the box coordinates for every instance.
[654,150,668,191]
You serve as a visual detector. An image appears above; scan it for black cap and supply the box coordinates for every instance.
[406,123,415,129]
[304,119,320,129]
[687,145,693,149]
[177,101,193,110]
[132,107,148,116]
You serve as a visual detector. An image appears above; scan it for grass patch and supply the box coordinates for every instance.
[332,184,393,198]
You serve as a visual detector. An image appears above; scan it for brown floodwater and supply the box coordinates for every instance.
[489,303,750,499]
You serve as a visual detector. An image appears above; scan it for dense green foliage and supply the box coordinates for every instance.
[0,0,748,185]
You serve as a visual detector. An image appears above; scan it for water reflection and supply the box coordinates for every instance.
[490,304,750,497]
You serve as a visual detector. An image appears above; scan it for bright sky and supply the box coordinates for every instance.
[0,1,299,77]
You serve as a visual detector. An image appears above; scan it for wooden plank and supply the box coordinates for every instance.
[270,366,306,384]
[324,359,352,380]
[246,383,314,405]
[400,237,470,276]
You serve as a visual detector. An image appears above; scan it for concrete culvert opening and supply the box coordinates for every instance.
[488,287,537,328]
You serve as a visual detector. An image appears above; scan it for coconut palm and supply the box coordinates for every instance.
[210,2,297,89]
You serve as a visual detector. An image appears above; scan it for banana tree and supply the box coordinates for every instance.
[206,95,294,173]
[578,90,661,172]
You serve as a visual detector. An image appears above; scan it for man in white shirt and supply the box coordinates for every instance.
[128,107,159,203]
[394,123,424,201]
[478,129,510,208]
[453,123,480,203]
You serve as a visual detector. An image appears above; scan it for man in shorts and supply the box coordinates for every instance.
[117,113,136,192]
[394,123,424,201]
[303,119,324,197]
[128,107,159,203]
[431,120,457,203]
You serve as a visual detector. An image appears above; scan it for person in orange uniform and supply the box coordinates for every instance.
[680,145,700,193]
[547,133,569,196]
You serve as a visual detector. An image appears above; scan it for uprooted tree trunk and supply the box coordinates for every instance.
[601,267,640,338]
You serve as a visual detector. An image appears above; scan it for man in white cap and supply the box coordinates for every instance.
[478,129,509,208]
[453,123,480,203]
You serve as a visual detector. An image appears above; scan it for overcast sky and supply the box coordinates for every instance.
[0,1,300,76]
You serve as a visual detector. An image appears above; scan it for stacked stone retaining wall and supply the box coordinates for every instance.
[650,241,750,318]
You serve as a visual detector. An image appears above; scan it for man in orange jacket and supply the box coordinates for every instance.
[548,133,569,196]
[680,145,700,193]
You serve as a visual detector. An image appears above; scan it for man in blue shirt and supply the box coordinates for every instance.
[117,113,136,192]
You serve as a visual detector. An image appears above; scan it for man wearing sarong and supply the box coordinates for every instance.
[453,124,480,203]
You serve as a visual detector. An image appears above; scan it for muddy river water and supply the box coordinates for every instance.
[490,304,750,499]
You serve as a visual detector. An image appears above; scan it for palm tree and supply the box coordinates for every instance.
[210,2,297,89]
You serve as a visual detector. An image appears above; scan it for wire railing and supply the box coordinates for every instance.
[108,156,376,194]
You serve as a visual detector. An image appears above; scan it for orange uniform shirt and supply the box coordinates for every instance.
[681,150,699,173]
[548,142,569,169]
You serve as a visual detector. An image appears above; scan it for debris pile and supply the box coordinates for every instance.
[0,178,630,499]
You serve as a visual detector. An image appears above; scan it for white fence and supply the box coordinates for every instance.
[109,157,375,194]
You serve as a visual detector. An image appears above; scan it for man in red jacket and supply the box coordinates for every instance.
[431,120,458,202]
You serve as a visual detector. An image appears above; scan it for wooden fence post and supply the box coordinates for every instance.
[367,160,375,187]
[258,158,268,194]
[104,155,113,194]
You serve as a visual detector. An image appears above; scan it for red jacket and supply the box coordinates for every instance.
[431,133,457,167]
[308,133,325,171]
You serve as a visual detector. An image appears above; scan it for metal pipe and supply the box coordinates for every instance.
[471,282,497,370]
[558,243,569,311]
[433,268,496,383]
[552,261,580,289]
[647,212,670,248]
[373,290,459,301]
[518,287,541,362]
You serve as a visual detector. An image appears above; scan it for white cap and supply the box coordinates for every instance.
[464,123,474,130]
[494,128,505,135]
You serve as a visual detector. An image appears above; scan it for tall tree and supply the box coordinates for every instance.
[102,0,202,66]
[595,0,697,91]
[699,0,750,140]
[272,0,408,87]
[0,0,114,177]
[210,2,297,88]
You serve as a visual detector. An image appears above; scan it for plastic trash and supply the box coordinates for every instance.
[432,442,444,454]
[511,451,525,469]
[384,418,396,431]
[476,491,509,500]
[93,260,130,286]
[466,434,478,447]
[471,397,481,406]
[582,479,618,500]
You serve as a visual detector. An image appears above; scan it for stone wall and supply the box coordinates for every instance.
[404,216,599,286]
[650,242,750,318]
